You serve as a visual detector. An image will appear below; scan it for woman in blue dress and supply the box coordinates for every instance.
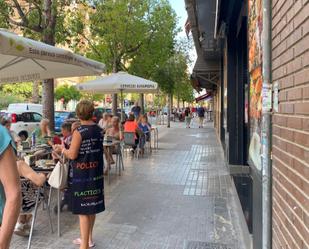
[62,100,104,249]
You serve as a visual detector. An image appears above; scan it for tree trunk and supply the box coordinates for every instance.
[42,79,55,130]
[167,93,172,128]
[42,0,56,130]
[177,93,180,109]
[32,81,40,103]
[139,93,144,114]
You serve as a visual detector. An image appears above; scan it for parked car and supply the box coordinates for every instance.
[92,107,127,123]
[8,103,42,114]
[0,111,42,140]
[54,111,76,132]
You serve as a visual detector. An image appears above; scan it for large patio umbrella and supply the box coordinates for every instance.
[76,71,158,94]
[76,71,158,120]
[0,29,105,84]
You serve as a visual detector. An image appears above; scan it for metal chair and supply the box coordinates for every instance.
[113,142,124,174]
[19,178,53,249]
[144,131,152,154]
[123,132,140,159]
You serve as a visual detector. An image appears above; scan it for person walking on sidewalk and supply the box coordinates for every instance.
[184,107,192,128]
[62,100,105,249]
[131,101,142,119]
[197,105,205,128]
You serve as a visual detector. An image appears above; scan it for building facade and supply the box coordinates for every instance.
[185,0,309,248]
[271,0,309,248]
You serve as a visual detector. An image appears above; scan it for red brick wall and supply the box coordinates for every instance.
[272,0,309,248]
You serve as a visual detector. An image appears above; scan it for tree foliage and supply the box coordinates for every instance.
[0,0,85,128]
[0,0,194,113]
[0,82,38,100]
[0,93,25,109]
[55,84,81,103]
[70,0,178,74]
[80,92,105,102]
[154,52,188,95]
[176,80,195,103]
[0,0,78,45]
[128,1,179,79]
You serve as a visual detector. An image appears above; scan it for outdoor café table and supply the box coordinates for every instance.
[17,144,53,161]
[103,140,121,184]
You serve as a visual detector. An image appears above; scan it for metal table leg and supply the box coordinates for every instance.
[57,188,61,237]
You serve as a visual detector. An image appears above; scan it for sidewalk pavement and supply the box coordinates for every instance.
[11,119,248,249]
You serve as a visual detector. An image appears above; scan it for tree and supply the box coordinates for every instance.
[71,0,178,114]
[128,0,178,78]
[177,80,195,106]
[153,52,189,127]
[128,1,178,113]
[55,84,81,108]
[0,0,80,129]
[0,93,24,110]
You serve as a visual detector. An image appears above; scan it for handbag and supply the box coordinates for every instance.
[48,155,69,189]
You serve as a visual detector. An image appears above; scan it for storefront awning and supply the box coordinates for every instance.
[195,92,212,102]
[191,56,220,90]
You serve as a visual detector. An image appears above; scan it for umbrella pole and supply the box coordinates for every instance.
[120,90,124,122]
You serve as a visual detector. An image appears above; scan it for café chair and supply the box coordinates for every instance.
[123,132,140,159]
[19,178,53,249]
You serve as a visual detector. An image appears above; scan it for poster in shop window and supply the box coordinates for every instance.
[248,0,263,171]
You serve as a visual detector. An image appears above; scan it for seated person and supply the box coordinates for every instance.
[143,114,152,128]
[53,122,73,155]
[29,119,53,159]
[0,116,21,144]
[98,113,112,133]
[29,119,53,146]
[138,115,151,141]
[138,116,151,152]
[104,117,122,168]
[106,116,122,141]
[124,113,142,151]
[52,121,77,213]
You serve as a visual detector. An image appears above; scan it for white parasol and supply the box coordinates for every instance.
[0,29,105,84]
[76,71,158,121]
[76,71,158,94]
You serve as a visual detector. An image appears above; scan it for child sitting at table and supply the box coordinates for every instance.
[137,116,151,154]
[138,115,151,142]
[53,122,73,154]
[52,121,78,213]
